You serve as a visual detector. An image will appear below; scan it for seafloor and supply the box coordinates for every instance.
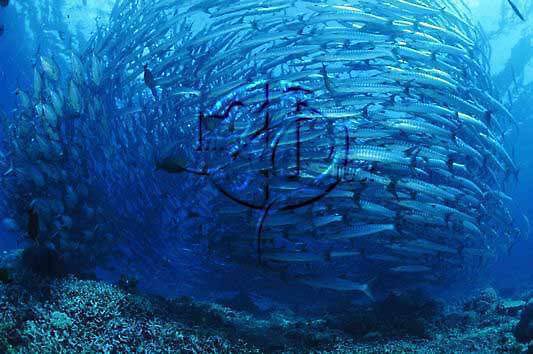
[1,250,532,353]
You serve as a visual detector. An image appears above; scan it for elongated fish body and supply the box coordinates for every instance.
[327,223,395,240]
[316,48,394,63]
[48,89,64,115]
[393,0,443,16]
[299,277,373,299]
[313,214,343,228]
[308,5,389,27]
[387,66,458,91]
[67,80,83,115]
[70,52,85,84]
[35,103,58,127]
[40,56,60,82]
[90,54,104,87]
[33,66,43,99]
[262,252,323,263]
[391,265,432,273]
[349,146,411,166]
[16,89,32,111]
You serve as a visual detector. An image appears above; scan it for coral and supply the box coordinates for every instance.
[0,251,530,354]
[498,300,526,316]
[50,311,73,330]
[217,291,263,315]
[0,319,17,353]
[327,289,443,339]
[514,301,533,343]
[0,276,257,353]
[464,287,499,314]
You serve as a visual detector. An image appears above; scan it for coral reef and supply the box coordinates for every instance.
[0,251,531,353]
[515,300,533,344]
[0,277,252,353]
[0,275,531,353]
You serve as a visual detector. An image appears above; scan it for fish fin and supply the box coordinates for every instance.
[353,193,362,209]
[386,179,398,199]
[362,278,376,301]
[150,87,158,100]
[403,145,420,157]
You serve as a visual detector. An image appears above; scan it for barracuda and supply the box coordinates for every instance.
[254,45,322,63]
[325,164,392,186]
[326,223,396,240]
[381,118,451,138]
[316,26,392,43]
[390,265,432,273]
[349,146,412,165]
[188,23,253,48]
[210,0,289,17]
[404,239,457,254]
[417,21,475,48]
[313,214,343,228]
[316,48,394,63]
[400,29,441,45]
[387,66,458,91]
[327,251,361,259]
[211,4,292,26]
[391,44,432,62]
[262,252,323,263]
[357,200,396,219]
[416,38,469,58]
[397,200,476,224]
[480,133,517,172]
[392,0,444,16]
[462,220,483,238]
[454,137,484,165]
[330,82,404,95]
[298,277,373,298]
[308,5,390,26]
[400,175,452,196]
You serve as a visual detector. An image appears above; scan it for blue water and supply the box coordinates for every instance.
[0,0,532,309]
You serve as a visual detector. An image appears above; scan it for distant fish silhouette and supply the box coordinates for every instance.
[0,24,4,37]
[28,206,40,244]
[507,0,526,21]
[143,64,158,100]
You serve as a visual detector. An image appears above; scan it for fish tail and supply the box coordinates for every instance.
[363,277,378,301]
[362,285,374,301]
[150,87,158,100]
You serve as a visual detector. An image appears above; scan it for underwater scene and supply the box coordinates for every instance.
[0,0,532,352]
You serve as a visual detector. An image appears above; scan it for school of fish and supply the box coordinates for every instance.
[0,0,522,296]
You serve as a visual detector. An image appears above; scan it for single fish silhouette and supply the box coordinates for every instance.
[143,64,158,100]
[28,206,39,244]
[507,0,526,21]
